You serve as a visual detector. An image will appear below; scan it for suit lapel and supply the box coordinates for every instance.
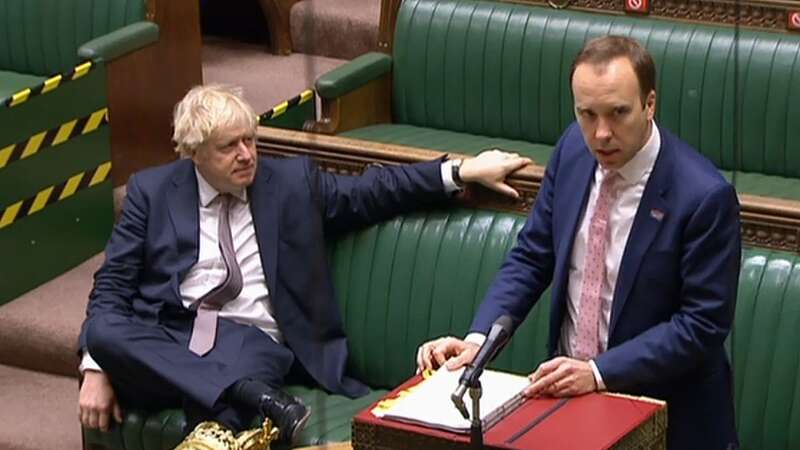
[557,152,597,260]
[167,161,200,302]
[608,140,673,335]
[248,159,279,297]
[552,150,596,332]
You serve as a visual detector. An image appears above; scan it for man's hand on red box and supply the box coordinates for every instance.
[523,356,597,398]
[416,336,480,373]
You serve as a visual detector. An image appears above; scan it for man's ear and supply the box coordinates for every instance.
[645,90,656,121]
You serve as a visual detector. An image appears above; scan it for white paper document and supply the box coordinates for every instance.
[374,366,530,433]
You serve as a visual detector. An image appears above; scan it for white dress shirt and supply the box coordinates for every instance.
[561,122,661,387]
[181,170,282,341]
[81,161,460,372]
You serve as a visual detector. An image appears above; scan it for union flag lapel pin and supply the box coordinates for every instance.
[650,208,665,221]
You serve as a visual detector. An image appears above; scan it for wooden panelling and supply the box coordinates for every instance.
[378,0,403,53]
[106,0,202,186]
[257,127,800,253]
[506,0,798,31]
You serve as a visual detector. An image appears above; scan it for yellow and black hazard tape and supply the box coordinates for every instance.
[0,108,109,171]
[3,60,95,108]
[259,89,314,122]
[0,161,111,230]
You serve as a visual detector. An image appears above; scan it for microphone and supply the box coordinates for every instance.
[451,314,515,418]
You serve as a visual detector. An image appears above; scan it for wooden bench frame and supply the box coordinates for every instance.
[257,126,800,254]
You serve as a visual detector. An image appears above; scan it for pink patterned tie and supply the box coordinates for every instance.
[573,172,620,361]
[188,194,243,356]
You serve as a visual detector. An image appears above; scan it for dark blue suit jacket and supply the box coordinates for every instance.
[79,155,449,401]
[471,123,740,449]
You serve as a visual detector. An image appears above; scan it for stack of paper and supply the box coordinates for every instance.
[373,366,530,433]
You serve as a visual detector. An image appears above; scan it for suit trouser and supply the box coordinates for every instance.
[84,310,296,430]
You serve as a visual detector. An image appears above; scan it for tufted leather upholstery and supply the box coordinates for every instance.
[330,208,548,389]
[732,250,800,449]
[340,0,800,198]
[0,0,146,76]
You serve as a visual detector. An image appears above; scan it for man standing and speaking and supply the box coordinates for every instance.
[417,36,740,450]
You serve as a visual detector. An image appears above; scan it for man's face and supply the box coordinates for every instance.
[572,57,656,170]
[192,127,257,193]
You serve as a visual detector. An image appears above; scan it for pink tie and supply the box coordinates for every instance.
[573,172,619,361]
[188,194,244,356]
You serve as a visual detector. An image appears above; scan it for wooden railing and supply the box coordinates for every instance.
[257,126,800,253]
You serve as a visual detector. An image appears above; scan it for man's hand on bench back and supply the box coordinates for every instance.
[458,150,532,198]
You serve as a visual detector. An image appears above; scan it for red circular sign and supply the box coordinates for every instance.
[791,12,800,28]
[628,0,644,10]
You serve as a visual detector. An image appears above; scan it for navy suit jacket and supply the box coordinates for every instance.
[471,123,740,449]
[79,155,449,399]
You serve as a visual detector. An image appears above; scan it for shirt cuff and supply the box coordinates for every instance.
[464,332,486,346]
[588,359,606,391]
[441,160,462,193]
[79,350,103,373]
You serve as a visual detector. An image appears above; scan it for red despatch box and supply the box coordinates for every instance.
[352,374,667,450]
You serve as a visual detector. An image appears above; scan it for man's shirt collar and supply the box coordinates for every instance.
[601,121,661,185]
[194,167,248,207]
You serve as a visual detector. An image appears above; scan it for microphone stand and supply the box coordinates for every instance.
[451,314,514,449]
[452,371,485,449]
[468,380,483,449]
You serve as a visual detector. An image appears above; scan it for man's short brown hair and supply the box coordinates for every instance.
[570,35,656,105]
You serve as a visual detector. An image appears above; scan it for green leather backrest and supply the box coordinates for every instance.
[733,248,800,450]
[329,208,550,389]
[392,0,800,177]
[0,0,146,76]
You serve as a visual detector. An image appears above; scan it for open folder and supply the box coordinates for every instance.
[372,366,530,433]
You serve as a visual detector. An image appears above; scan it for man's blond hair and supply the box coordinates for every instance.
[172,84,257,157]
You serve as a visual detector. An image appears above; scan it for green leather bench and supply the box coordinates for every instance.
[0,0,159,304]
[312,0,800,202]
[84,205,800,449]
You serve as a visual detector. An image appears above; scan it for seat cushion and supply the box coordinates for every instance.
[83,386,388,449]
[720,171,800,201]
[0,70,44,101]
[341,124,555,165]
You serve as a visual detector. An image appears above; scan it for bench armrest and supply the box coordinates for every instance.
[78,22,160,62]
[316,52,392,99]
